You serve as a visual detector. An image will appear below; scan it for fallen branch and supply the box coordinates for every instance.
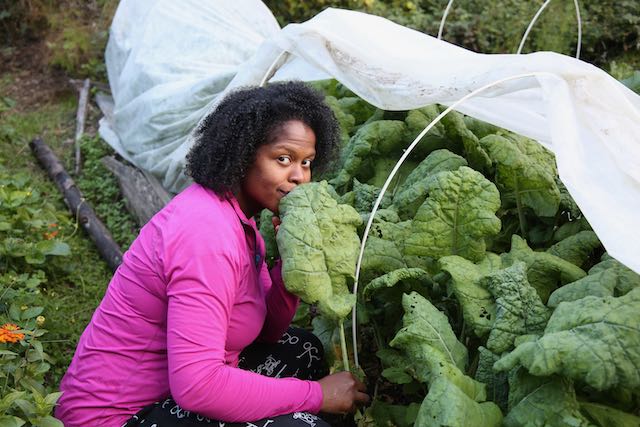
[30,138,123,271]
[74,78,91,175]
[102,156,171,225]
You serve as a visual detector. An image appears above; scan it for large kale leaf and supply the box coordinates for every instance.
[404,166,502,262]
[501,235,586,302]
[438,254,502,338]
[392,149,467,220]
[277,181,362,319]
[494,288,640,391]
[504,368,594,427]
[480,133,560,217]
[414,377,503,427]
[389,292,487,401]
[480,262,550,354]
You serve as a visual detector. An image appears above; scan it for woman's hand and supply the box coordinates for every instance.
[317,371,370,414]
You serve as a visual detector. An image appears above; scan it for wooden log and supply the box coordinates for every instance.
[101,156,171,226]
[30,138,123,271]
[74,78,91,175]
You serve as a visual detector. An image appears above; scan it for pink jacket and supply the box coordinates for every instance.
[56,183,323,426]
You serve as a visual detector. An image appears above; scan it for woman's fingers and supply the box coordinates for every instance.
[355,391,370,405]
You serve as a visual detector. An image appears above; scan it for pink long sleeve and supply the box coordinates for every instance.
[258,260,300,343]
[164,233,320,421]
[56,184,323,426]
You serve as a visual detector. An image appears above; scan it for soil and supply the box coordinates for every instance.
[1,40,79,113]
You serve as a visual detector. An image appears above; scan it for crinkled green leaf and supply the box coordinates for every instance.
[337,96,377,125]
[389,293,487,400]
[463,116,500,139]
[330,120,407,190]
[438,254,501,338]
[552,216,592,243]
[589,255,640,296]
[348,178,392,215]
[495,288,640,391]
[361,218,413,283]
[391,340,486,401]
[258,209,279,268]
[475,347,508,411]
[392,149,467,220]
[579,402,640,427]
[504,368,594,427]
[377,348,414,384]
[367,157,419,189]
[278,181,361,319]
[404,167,501,262]
[415,377,503,427]
[501,235,586,302]
[392,292,467,369]
[363,267,432,300]
[480,262,550,354]
[404,105,452,156]
[480,133,560,217]
[324,95,356,146]
[441,110,492,172]
[359,400,420,427]
[545,255,639,307]
[547,231,601,268]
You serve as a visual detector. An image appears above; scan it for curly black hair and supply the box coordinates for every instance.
[186,81,340,195]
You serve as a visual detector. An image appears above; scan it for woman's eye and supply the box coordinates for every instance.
[278,156,291,164]
[302,159,313,168]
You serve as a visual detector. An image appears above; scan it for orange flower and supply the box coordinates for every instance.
[0,323,25,344]
[43,230,59,240]
[43,223,59,240]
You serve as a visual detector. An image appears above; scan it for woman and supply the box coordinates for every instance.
[56,81,369,426]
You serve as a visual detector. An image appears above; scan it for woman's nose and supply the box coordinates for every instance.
[289,163,306,184]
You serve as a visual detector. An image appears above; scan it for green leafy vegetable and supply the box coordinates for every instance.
[546,230,601,268]
[392,149,467,220]
[501,235,586,302]
[415,377,503,427]
[404,166,502,262]
[495,288,640,391]
[504,368,593,427]
[580,402,640,427]
[277,181,362,319]
[480,133,560,218]
[480,262,550,354]
[438,254,501,338]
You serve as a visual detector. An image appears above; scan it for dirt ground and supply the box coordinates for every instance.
[1,40,76,111]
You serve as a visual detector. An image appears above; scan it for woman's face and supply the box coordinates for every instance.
[236,120,316,217]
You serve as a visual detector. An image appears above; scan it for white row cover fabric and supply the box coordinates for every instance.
[101,0,280,188]
[102,2,640,273]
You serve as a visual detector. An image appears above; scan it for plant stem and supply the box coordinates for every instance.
[339,319,350,372]
[515,179,528,236]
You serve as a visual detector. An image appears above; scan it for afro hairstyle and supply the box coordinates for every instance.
[186,81,340,195]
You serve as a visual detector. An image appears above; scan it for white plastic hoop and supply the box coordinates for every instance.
[437,0,455,40]
[259,50,289,87]
[351,72,551,369]
[518,0,583,59]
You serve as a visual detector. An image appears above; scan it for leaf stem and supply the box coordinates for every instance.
[515,179,528,236]
[339,319,350,372]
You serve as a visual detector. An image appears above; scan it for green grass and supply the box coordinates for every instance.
[0,71,138,385]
